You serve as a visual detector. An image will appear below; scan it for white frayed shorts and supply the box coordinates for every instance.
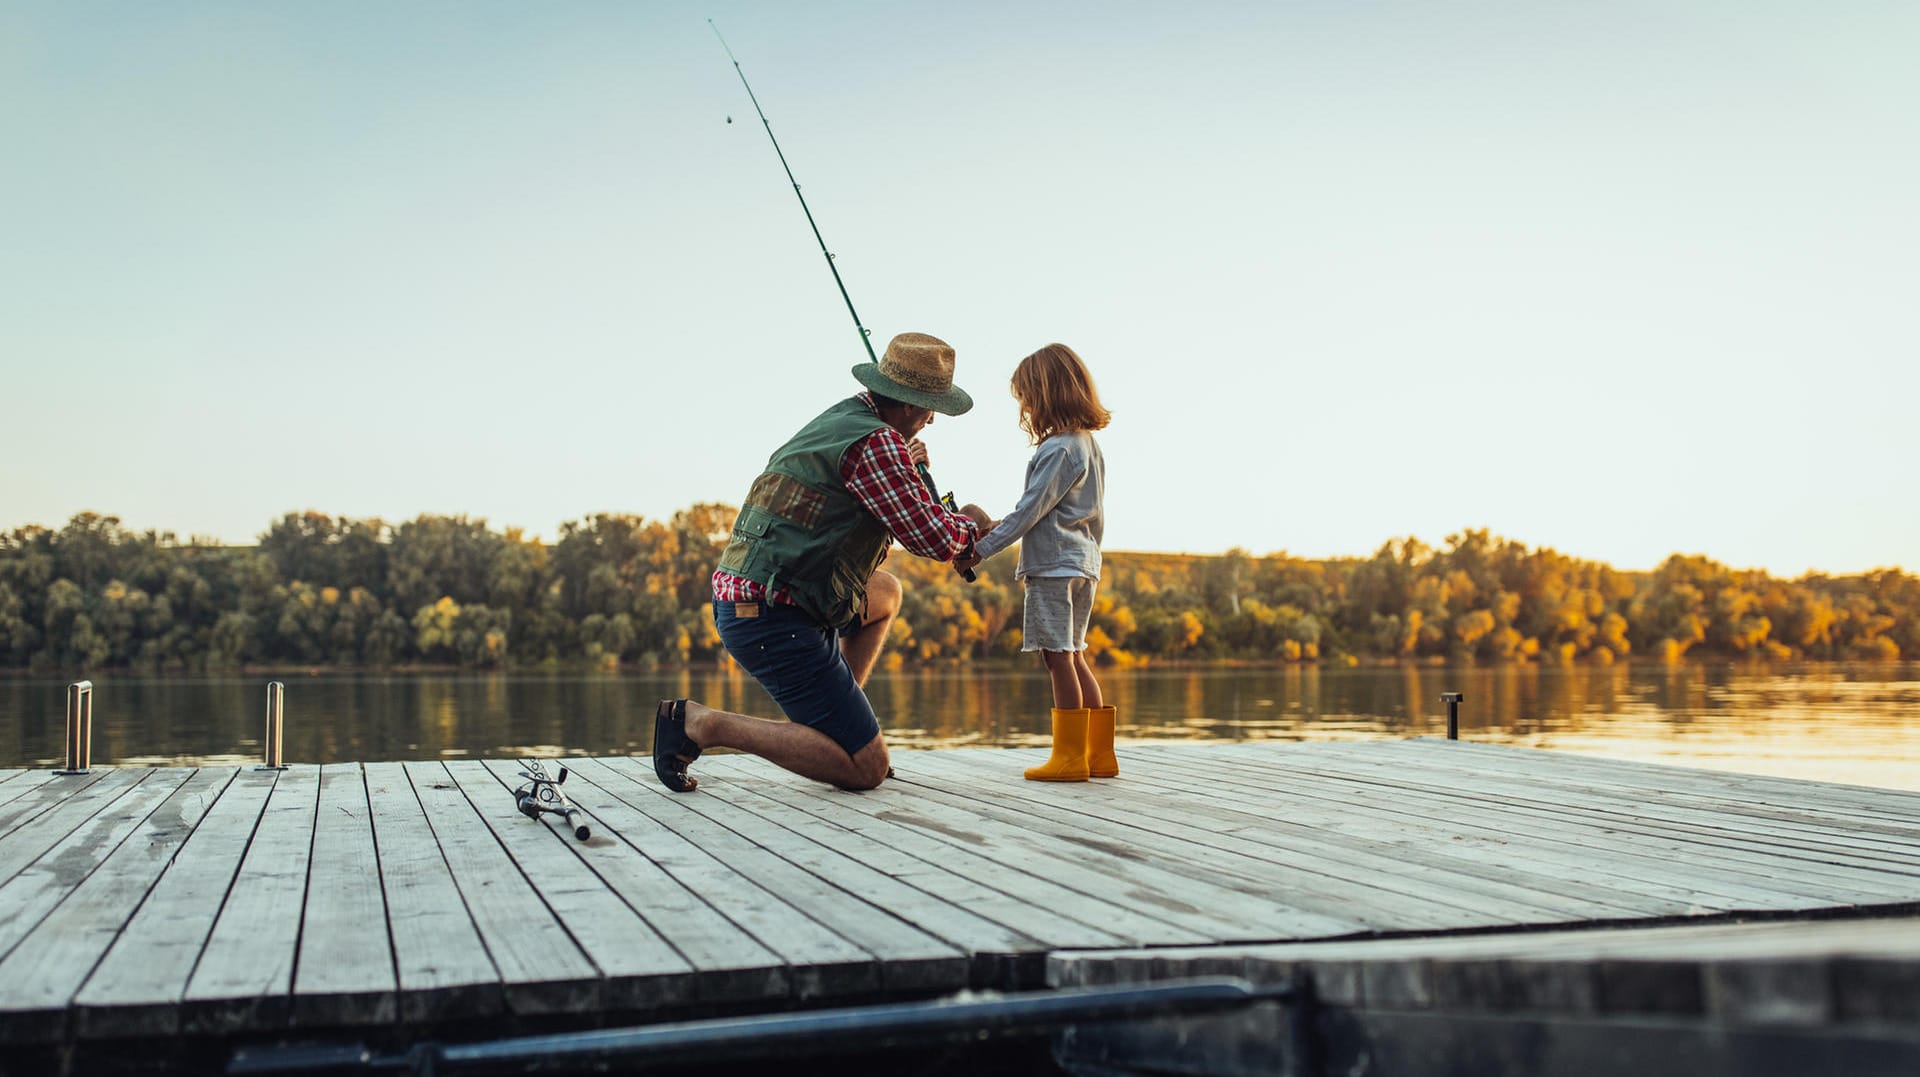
[1021,575,1098,653]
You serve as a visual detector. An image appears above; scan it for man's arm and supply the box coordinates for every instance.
[842,428,979,561]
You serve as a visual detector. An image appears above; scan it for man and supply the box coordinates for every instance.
[652,332,982,792]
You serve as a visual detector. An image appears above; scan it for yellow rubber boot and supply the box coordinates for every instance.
[1024,708,1090,782]
[1087,705,1119,778]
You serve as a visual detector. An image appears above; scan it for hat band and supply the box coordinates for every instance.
[880,358,952,394]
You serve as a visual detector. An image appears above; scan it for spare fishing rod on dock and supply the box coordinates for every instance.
[710,20,977,583]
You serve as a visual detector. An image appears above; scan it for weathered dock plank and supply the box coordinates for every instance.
[0,769,194,968]
[556,756,879,998]
[606,755,1044,985]
[697,755,1135,953]
[1360,739,1920,860]
[72,767,279,1037]
[398,761,601,1016]
[1071,745,1741,917]
[362,762,503,1024]
[1145,743,1913,910]
[182,764,320,1033]
[0,768,59,814]
[561,756,883,1001]
[292,763,397,1028]
[0,739,1915,1062]
[901,750,1452,934]
[769,751,1373,941]
[0,768,231,1043]
[1240,742,1920,897]
[444,759,693,1011]
[1425,738,1920,825]
[932,745,1660,922]
[594,756,972,996]
[1322,738,1920,850]
[502,758,788,1006]
[696,753,1202,949]
[0,768,142,879]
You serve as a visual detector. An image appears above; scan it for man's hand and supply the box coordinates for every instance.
[959,502,994,531]
[905,438,930,467]
[952,547,983,578]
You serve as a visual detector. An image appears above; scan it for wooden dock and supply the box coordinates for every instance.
[2,739,1919,1072]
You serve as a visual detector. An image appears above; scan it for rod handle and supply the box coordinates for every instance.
[921,464,977,583]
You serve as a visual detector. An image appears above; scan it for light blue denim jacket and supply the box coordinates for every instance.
[973,431,1104,580]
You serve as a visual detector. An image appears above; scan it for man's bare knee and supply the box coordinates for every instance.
[842,738,891,791]
[865,569,903,619]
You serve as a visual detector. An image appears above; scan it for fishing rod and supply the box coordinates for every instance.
[709,20,977,582]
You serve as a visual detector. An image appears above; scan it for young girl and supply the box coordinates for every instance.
[963,343,1114,781]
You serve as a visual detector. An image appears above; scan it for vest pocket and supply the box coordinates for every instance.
[718,509,773,574]
[744,472,828,530]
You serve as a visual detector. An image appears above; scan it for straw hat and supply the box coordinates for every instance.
[852,332,973,415]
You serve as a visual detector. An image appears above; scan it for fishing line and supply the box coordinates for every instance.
[709,20,879,364]
[709,20,978,582]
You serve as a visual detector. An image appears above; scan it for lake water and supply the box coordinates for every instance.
[3,662,1918,791]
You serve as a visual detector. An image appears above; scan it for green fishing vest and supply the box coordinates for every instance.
[716,397,896,629]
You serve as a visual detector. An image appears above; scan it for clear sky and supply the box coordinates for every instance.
[4,1,1915,577]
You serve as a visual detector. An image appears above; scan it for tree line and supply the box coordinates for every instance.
[0,511,1913,674]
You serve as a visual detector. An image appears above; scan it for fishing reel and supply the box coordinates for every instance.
[930,477,977,583]
[514,760,591,842]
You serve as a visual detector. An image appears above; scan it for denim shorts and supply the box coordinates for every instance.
[713,600,881,758]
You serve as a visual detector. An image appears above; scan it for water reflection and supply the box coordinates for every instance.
[1,662,1916,791]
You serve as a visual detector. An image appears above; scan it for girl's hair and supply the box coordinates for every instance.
[1010,343,1111,444]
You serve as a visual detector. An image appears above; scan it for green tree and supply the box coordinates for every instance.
[0,583,35,664]
[208,611,258,667]
[363,609,411,667]
[389,516,501,613]
[259,511,388,592]
[412,597,462,663]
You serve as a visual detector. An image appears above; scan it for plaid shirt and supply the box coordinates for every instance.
[712,394,978,605]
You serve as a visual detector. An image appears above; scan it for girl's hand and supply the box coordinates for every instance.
[905,438,930,466]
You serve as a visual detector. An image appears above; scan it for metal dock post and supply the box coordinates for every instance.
[259,681,289,770]
[1440,691,1463,740]
[57,680,94,774]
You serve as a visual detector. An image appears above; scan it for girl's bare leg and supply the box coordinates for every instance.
[1071,649,1103,709]
[1041,650,1082,710]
